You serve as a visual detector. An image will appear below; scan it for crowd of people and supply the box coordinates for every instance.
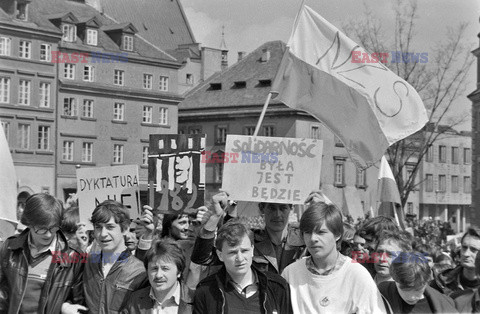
[0,191,479,313]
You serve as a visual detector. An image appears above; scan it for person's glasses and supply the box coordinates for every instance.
[33,226,59,235]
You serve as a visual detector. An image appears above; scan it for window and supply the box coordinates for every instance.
[19,40,31,59]
[426,145,433,162]
[407,203,413,214]
[159,76,169,91]
[464,148,471,164]
[0,37,11,56]
[63,141,74,161]
[17,124,30,149]
[142,146,149,165]
[18,79,30,105]
[451,147,459,164]
[39,82,50,108]
[86,29,98,46]
[113,144,124,164]
[40,44,51,62]
[464,176,471,193]
[215,163,223,182]
[37,126,50,150]
[123,35,133,51]
[82,142,93,162]
[451,175,459,193]
[82,100,93,118]
[0,77,10,103]
[83,65,94,82]
[244,126,255,136]
[64,64,75,79]
[16,3,27,20]
[1,121,9,143]
[356,169,367,188]
[113,103,124,121]
[334,161,345,186]
[438,175,446,192]
[62,24,76,42]
[263,126,275,137]
[310,126,320,139]
[439,145,446,163]
[186,74,194,85]
[114,70,124,86]
[159,107,168,125]
[142,106,152,123]
[334,135,344,147]
[425,174,433,192]
[216,125,227,144]
[143,74,152,89]
[63,97,77,116]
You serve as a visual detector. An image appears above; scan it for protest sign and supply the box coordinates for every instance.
[222,135,323,204]
[148,134,206,214]
[76,165,141,225]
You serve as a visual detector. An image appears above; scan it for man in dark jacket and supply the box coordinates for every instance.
[431,228,480,296]
[82,200,148,313]
[379,252,457,313]
[193,220,292,314]
[191,192,305,274]
[0,193,85,314]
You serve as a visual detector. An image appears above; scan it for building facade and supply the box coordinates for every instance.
[0,0,185,206]
[418,129,471,233]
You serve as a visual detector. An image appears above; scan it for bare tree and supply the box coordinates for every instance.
[344,0,474,207]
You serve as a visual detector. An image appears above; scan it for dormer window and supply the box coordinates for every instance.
[86,29,98,46]
[62,24,76,42]
[16,2,27,20]
[123,35,133,51]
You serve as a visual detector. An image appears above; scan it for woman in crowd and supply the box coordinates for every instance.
[122,238,193,313]
[281,201,386,313]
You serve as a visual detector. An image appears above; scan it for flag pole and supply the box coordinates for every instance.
[253,92,272,136]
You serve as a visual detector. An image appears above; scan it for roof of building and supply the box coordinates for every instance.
[94,0,197,51]
[0,0,178,63]
[179,40,287,110]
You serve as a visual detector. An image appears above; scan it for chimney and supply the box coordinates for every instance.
[261,48,270,62]
[237,51,246,62]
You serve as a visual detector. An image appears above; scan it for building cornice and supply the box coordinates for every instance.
[59,80,183,104]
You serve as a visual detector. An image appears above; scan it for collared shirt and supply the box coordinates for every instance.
[149,281,181,314]
[27,232,57,258]
[226,270,259,298]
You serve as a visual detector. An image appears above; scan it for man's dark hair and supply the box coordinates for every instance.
[391,252,431,289]
[300,202,343,246]
[357,216,399,241]
[215,220,254,251]
[376,230,413,253]
[21,193,63,228]
[144,238,185,281]
[90,200,130,232]
[461,228,480,244]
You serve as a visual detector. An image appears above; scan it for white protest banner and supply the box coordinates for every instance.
[222,135,323,204]
[76,165,141,226]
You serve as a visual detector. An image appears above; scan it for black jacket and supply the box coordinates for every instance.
[193,265,293,314]
[0,229,84,314]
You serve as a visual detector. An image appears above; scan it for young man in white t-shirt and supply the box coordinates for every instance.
[282,202,386,314]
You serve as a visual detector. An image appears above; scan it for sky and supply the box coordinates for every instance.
[181,0,480,131]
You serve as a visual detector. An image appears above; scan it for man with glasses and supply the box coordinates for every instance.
[0,193,86,313]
